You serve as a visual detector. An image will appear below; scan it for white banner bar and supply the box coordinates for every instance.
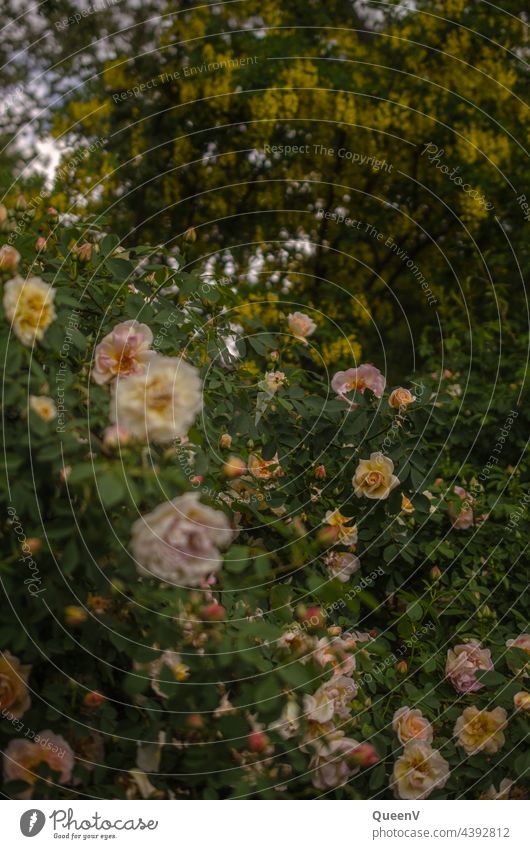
[3,800,529,848]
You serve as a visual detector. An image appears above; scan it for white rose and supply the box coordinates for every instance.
[130,492,233,586]
[111,355,202,443]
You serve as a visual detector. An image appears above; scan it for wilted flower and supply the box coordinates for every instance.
[391,742,450,800]
[3,275,56,346]
[304,676,358,723]
[506,634,530,676]
[111,355,202,443]
[130,492,233,586]
[76,242,93,263]
[331,363,385,399]
[353,452,400,500]
[445,640,493,693]
[0,652,31,719]
[325,551,361,582]
[448,485,474,530]
[248,453,282,479]
[269,699,300,740]
[392,707,433,745]
[388,387,415,408]
[323,510,358,545]
[0,245,20,273]
[92,320,155,385]
[29,395,57,422]
[454,706,507,755]
[3,731,74,797]
[287,311,316,344]
[309,732,361,789]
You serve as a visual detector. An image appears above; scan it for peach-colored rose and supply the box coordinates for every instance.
[309,732,361,790]
[3,275,56,346]
[325,551,361,583]
[393,706,433,745]
[392,742,450,800]
[388,387,415,409]
[506,634,530,676]
[130,492,233,586]
[445,639,493,693]
[448,485,474,530]
[263,371,286,394]
[0,245,20,273]
[287,311,316,344]
[304,675,358,724]
[331,363,385,399]
[353,452,400,500]
[92,320,154,385]
[248,453,282,479]
[454,706,507,755]
[323,510,358,545]
[3,731,74,797]
[0,652,31,719]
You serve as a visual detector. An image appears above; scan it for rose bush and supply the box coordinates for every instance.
[0,203,528,800]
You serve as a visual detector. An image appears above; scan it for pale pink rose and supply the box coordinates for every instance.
[304,676,358,723]
[393,706,433,745]
[325,551,361,582]
[506,633,530,676]
[392,742,449,800]
[310,732,361,790]
[454,706,507,755]
[130,492,233,586]
[448,485,474,530]
[331,363,385,399]
[287,311,316,344]
[445,639,493,693]
[3,731,74,797]
[92,320,154,385]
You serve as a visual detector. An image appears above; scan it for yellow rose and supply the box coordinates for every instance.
[0,651,31,719]
[3,275,56,346]
[454,706,507,755]
[353,452,400,500]
[389,387,415,409]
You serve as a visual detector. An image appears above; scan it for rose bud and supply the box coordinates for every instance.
[270,350,280,361]
[430,565,442,581]
[396,660,408,675]
[223,456,246,478]
[64,606,88,626]
[15,194,27,211]
[0,244,20,272]
[514,692,530,713]
[83,691,106,708]
[102,424,130,450]
[299,606,326,629]
[0,204,7,225]
[77,242,92,262]
[327,625,342,637]
[314,464,326,480]
[369,629,378,638]
[173,663,189,682]
[247,731,269,753]
[23,537,42,555]
[184,226,197,243]
[186,713,204,729]
[349,742,379,767]
[201,603,226,621]
[220,433,232,449]
[47,206,58,217]
[317,525,340,545]
[35,236,47,252]
[190,475,203,486]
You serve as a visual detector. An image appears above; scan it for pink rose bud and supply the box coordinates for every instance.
[430,565,442,581]
[83,691,106,708]
[350,743,379,767]
[300,606,326,629]
[186,713,204,729]
[396,660,408,675]
[220,433,232,448]
[190,475,203,486]
[47,206,58,217]
[317,525,340,545]
[0,244,21,272]
[35,236,47,252]
[23,537,42,555]
[314,464,326,479]
[247,731,269,753]
[270,350,280,361]
[201,603,226,621]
